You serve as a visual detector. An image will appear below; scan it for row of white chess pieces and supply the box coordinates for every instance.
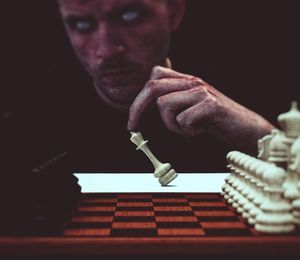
[222,151,300,234]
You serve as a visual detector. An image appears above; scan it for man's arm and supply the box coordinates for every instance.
[127,66,275,154]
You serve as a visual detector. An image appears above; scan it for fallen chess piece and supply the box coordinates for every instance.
[130,132,178,186]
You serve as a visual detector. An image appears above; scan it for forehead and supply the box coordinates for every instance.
[59,0,165,14]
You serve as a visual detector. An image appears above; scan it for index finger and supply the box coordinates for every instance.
[150,65,195,80]
[127,77,199,131]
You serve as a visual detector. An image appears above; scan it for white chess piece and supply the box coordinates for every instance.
[234,156,252,214]
[288,135,300,224]
[222,102,300,231]
[231,154,248,209]
[228,152,245,206]
[278,101,300,139]
[268,129,289,167]
[241,158,261,223]
[255,165,295,234]
[257,134,273,161]
[224,151,246,205]
[130,132,178,186]
[283,136,300,201]
[223,151,239,202]
[248,161,271,225]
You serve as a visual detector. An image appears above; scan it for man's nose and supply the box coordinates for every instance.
[95,24,126,60]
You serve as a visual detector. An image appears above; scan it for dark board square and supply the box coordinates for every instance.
[157,222,200,228]
[153,202,189,206]
[116,206,153,211]
[155,211,195,216]
[111,228,156,237]
[114,216,155,222]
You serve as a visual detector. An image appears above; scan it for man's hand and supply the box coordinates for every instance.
[127,66,275,153]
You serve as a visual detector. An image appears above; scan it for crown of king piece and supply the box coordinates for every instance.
[130,132,145,146]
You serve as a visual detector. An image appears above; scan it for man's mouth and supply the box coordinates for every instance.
[98,68,135,83]
[100,67,132,75]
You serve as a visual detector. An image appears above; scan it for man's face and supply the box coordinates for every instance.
[59,0,178,109]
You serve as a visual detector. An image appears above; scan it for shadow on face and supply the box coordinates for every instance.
[58,0,185,110]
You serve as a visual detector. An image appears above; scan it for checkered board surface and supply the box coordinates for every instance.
[63,193,294,237]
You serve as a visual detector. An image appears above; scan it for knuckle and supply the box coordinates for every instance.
[151,66,164,77]
[176,114,183,125]
[157,95,172,111]
[188,86,208,100]
[195,85,217,102]
[176,113,192,127]
[146,80,156,88]
[190,77,205,86]
[205,95,218,108]
[152,65,162,73]
[189,86,203,93]
[203,84,212,93]
[145,80,158,94]
[156,96,165,107]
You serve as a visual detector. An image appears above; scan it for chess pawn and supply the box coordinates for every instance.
[255,165,295,234]
[283,136,300,200]
[130,132,178,186]
[222,151,237,198]
[221,151,240,200]
[288,135,300,224]
[235,156,253,215]
[257,134,273,161]
[225,151,239,172]
[223,151,239,203]
[292,199,300,226]
[278,101,300,139]
[289,135,300,173]
[229,153,247,206]
[242,159,262,223]
[240,158,255,200]
[248,162,271,224]
[231,154,249,209]
[268,129,289,168]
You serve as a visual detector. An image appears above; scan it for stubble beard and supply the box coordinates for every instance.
[92,69,151,112]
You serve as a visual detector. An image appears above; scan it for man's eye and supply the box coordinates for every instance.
[121,11,140,23]
[75,20,93,32]
[65,17,95,33]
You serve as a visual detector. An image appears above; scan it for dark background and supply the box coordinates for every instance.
[2,0,299,122]
[1,0,299,237]
[1,0,299,173]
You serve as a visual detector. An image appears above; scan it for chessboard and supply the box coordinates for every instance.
[1,192,300,259]
[64,193,259,237]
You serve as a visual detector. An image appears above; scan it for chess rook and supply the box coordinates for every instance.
[130,132,178,186]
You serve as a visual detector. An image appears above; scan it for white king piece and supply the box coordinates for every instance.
[130,132,178,186]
